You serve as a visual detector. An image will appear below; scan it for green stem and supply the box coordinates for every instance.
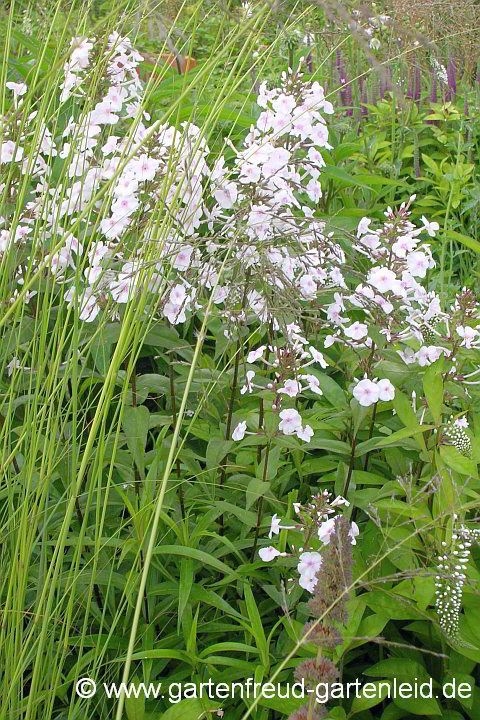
[251,442,270,560]
[363,402,377,472]
[169,352,186,521]
[125,356,150,624]
[219,271,250,532]
[343,435,356,499]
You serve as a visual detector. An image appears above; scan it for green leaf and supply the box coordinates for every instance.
[152,545,237,578]
[392,391,426,451]
[306,438,352,454]
[446,229,480,254]
[159,698,220,720]
[243,583,269,668]
[363,591,426,620]
[373,498,429,519]
[206,437,234,471]
[364,659,428,678]
[246,479,270,510]
[439,446,478,478]
[354,173,409,187]
[355,425,433,456]
[322,164,375,191]
[346,613,389,651]
[177,558,193,632]
[122,405,150,481]
[350,680,392,714]
[421,153,441,176]
[393,694,442,716]
[423,361,444,425]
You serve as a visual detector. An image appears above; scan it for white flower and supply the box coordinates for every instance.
[454,416,469,428]
[278,379,302,398]
[7,357,23,376]
[369,38,381,50]
[269,513,295,539]
[456,326,479,349]
[331,496,350,508]
[368,267,398,294]
[232,421,247,441]
[299,274,317,299]
[299,573,318,592]
[421,216,440,237]
[296,424,313,442]
[247,346,266,363]
[353,378,380,407]
[172,245,194,271]
[344,321,368,340]
[259,546,286,562]
[376,378,395,401]
[1,140,24,164]
[318,518,336,544]
[407,251,430,278]
[357,217,372,237]
[240,370,256,395]
[297,551,322,582]
[279,408,303,435]
[349,522,360,545]
[299,374,323,395]
[6,81,27,97]
[309,346,328,368]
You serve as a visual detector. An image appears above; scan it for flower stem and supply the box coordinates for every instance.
[251,442,270,560]
[219,272,250,533]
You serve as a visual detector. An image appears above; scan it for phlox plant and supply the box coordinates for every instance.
[1,8,480,720]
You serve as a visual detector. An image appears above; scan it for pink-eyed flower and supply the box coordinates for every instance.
[278,379,302,398]
[376,378,395,401]
[297,551,323,581]
[318,518,336,544]
[232,421,247,441]
[353,378,380,407]
[407,251,430,278]
[456,326,479,349]
[344,321,368,340]
[279,408,303,435]
[247,346,266,363]
[259,546,287,561]
[6,81,27,97]
[308,346,328,368]
[296,424,314,442]
[367,267,398,294]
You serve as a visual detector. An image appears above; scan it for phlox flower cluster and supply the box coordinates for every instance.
[2,41,343,337]
[314,198,480,404]
[232,324,329,443]
[258,491,358,594]
[3,35,479,418]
